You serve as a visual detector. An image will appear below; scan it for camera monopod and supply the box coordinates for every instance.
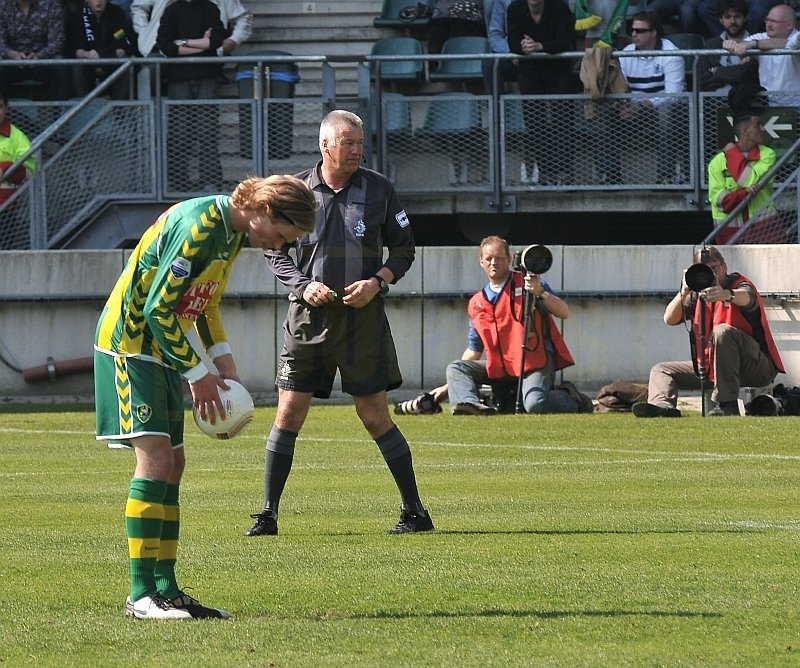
[512,245,553,415]
[685,249,715,416]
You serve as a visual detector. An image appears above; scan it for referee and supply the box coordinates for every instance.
[245,109,435,536]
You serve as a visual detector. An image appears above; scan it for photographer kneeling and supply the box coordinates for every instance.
[633,246,784,418]
[443,236,593,415]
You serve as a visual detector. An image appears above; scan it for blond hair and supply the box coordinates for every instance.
[479,235,511,259]
[230,175,318,233]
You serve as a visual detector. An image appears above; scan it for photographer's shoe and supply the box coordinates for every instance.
[632,402,681,418]
[453,402,497,416]
[244,511,278,536]
[388,505,434,534]
[708,401,740,416]
[558,381,595,413]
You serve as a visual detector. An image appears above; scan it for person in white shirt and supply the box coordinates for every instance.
[619,11,687,183]
[723,3,800,107]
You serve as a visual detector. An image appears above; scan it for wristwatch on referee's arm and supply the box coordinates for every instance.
[372,274,389,295]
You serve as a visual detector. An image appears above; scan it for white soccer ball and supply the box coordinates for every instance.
[193,380,255,440]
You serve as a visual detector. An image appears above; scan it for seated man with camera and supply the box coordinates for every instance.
[633,245,784,418]
[442,236,593,415]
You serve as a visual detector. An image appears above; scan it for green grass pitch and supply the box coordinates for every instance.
[1,403,799,667]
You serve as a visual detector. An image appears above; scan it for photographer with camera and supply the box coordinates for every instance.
[633,245,784,418]
[443,236,593,415]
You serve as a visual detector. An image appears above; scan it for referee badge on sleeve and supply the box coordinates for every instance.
[396,210,410,228]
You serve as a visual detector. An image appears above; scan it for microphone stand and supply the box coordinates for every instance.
[515,282,535,414]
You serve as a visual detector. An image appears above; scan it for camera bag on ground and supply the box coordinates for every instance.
[595,379,649,413]
[771,384,800,416]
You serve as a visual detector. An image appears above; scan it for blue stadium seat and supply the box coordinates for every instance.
[415,93,488,185]
[370,37,425,82]
[371,92,413,140]
[429,36,490,82]
[416,93,484,139]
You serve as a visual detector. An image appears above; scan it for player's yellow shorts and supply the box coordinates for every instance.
[94,351,185,447]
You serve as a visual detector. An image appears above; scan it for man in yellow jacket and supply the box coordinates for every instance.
[0,94,36,206]
[707,112,783,243]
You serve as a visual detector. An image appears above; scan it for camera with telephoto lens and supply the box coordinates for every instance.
[512,244,553,275]
[394,392,442,415]
[685,247,716,296]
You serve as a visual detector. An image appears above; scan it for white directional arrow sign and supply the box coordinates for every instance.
[763,115,794,138]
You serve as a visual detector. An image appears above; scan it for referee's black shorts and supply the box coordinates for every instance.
[276,298,403,398]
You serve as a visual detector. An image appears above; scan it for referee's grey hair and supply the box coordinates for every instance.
[319,110,363,150]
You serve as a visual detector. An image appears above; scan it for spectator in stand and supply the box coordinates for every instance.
[131,0,251,57]
[482,0,518,94]
[707,111,783,243]
[0,0,71,99]
[156,0,226,191]
[698,0,760,104]
[0,93,36,207]
[746,0,782,34]
[723,3,800,107]
[212,0,251,56]
[618,11,686,183]
[67,0,136,98]
[507,0,577,185]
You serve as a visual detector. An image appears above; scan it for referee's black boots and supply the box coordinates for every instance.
[388,503,435,534]
[244,510,278,536]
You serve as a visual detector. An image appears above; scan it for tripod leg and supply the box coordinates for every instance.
[515,289,534,414]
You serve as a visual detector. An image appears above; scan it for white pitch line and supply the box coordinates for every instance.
[3,427,800,463]
[306,436,800,462]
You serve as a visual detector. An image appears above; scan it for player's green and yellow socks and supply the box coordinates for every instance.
[125,478,166,602]
[154,483,181,598]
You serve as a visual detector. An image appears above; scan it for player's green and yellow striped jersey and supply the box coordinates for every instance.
[94,195,245,380]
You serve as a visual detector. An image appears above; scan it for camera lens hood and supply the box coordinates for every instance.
[685,263,715,292]
[519,245,553,275]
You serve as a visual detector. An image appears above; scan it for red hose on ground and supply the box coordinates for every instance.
[22,357,94,382]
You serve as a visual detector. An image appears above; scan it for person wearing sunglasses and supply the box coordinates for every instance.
[618,11,687,184]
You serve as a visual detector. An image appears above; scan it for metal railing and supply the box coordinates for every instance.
[1,49,799,249]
